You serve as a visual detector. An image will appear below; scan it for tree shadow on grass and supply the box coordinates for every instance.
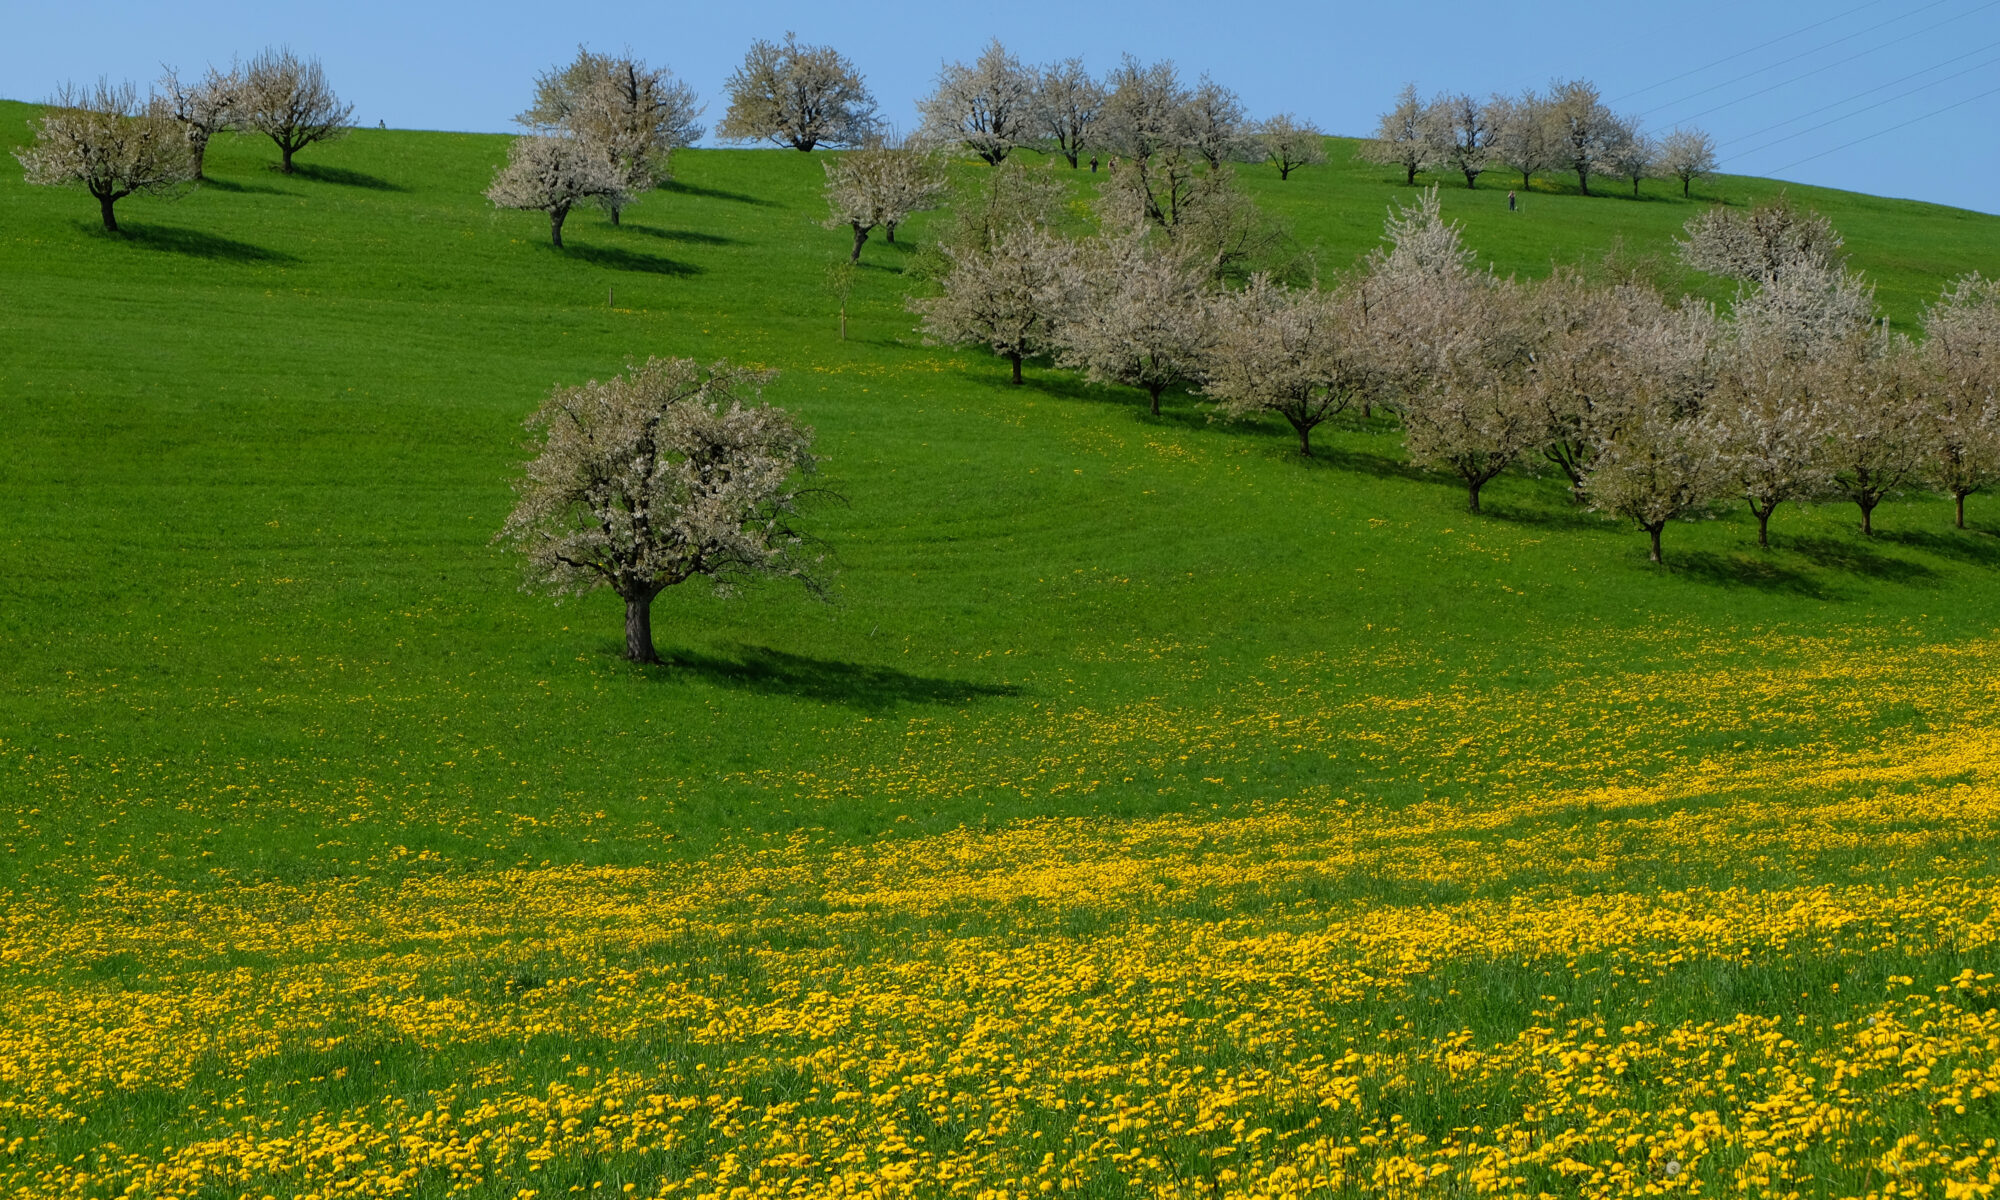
[1669,549,1835,599]
[1788,534,1939,584]
[196,176,291,195]
[1481,498,1612,534]
[660,179,776,207]
[1881,527,2000,568]
[617,222,734,246]
[288,162,407,191]
[558,243,703,276]
[657,644,1023,711]
[110,223,300,265]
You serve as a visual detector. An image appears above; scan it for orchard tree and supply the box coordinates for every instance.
[1658,126,1716,197]
[1584,392,1727,563]
[910,225,1079,384]
[1820,328,1924,536]
[1056,231,1214,415]
[1432,91,1492,188]
[1710,336,1834,549]
[1678,197,1845,283]
[1179,74,1250,169]
[1205,275,1373,454]
[1488,89,1554,189]
[1919,274,2000,527]
[1546,78,1619,195]
[1361,83,1435,184]
[822,136,946,261]
[1033,57,1103,167]
[1098,54,1191,163]
[238,47,352,173]
[500,358,824,665]
[1254,113,1326,180]
[15,80,193,231]
[1397,281,1546,513]
[519,48,703,224]
[160,63,240,181]
[719,33,880,150]
[917,38,1036,164]
[1523,270,1658,496]
[1608,124,1657,196]
[485,134,627,248]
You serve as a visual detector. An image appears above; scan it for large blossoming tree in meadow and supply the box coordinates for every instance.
[499,358,827,664]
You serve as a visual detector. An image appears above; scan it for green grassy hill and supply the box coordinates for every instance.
[7,103,2000,1197]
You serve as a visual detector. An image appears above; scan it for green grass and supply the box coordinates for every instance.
[7,105,2000,1197]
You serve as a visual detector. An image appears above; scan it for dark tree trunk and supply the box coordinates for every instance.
[1291,418,1314,457]
[280,141,296,173]
[1682,176,1691,198]
[1520,168,1532,187]
[97,192,119,232]
[849,222,868,263]
[190,137,209,182]
[1751,498,1776,548]
[1009,352,1022,385]
[1464,171,1478,188]
[1279,163,1292,180]
[610,205,622,226]
[886,221,897,244]
[1466,477,1484,514]
[1577,168,1590,196]
[1405,163,1418,185]
[1859,499,1877,537]
[624,591,660,664]
[1957,491,1969,529]
[1632,177,1641,197]
[1647,523,1664,563]
[550,206,569,249]
[1148,386,1164,416]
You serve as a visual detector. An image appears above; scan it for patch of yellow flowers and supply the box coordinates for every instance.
[7,631,2000,1198]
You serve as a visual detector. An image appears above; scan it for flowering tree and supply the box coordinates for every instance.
[1179,74,1250,168]
[1056,232,1214,415]
[911,226,1079,384]
[1918,275,2000,527]
[485,134,627,248]
[1205,276,1373,454]
[1658,127,1717,197]
[238,47,352,173]
[1585,393,1727,563]
[159,63,240,181]
[1097,55,1190,163]
[1253,113,1326,180]
[1361,83,1435,184]
[1488,89,1554,188]
[1546,78,1620,195]
[719,33,879,151]
[519,49,703,225]
[1032,57,1103,169]
[500,358,824,664]
[917,39,1036,164]
[1431,92,1492,188]
[15,80,192,231]
[822,137,947,261]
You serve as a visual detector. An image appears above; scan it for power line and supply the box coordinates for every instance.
[1638,0,1960,118]
[1663,3,2000,127]
[1764,80,2000,174]
[1610,0,1887,103]
[1717,36,2000,148]
[1722,45,2000,159]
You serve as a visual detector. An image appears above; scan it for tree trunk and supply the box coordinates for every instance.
[1405,163,1418,185]
[849,222,868,263]
[610,205,622,226]
[1009,352,1022,385]
[1956,491,1968,529]
[281,141,296,174]
[1279,163,1291,180]
[1859,499,1876,537]
[1292,419,1314,457]
[550,206,568,249]
[624,591,660,664]
[1148,386,1163,417]
[1520,168,1531,188]
[190,136,209,182]
[1682,176,1691,198]
[97,192,119,232]
[1647,523,1664,563]
[1752,499,1774,548]
[886,221,897,244]
[1632,177,1641,197]
[1466,477,1483,514]
[1464,171,1477,188]
[1577,168,1589,196]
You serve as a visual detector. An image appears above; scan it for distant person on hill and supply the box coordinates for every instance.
[1508,190,1516,211]
[1089,155,1098,173]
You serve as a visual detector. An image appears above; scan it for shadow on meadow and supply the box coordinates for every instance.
[616,223,735,246]
[287,163,407,192]
[194,176,292,196]
[660,179,777,207]
[107,223,301,265]
[659,643,1023,711]
[558,243,702,276]
[1882,527,2000,568]
[1670,549,1836,599]
[1788,534,1939,584]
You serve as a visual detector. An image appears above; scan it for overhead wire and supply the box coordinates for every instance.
[1765,80,2000,173]
[1716,36,2000,148]
[1723,45,2000,159]
[1610,0,1887,102]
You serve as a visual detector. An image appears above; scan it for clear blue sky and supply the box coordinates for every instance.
[6,0,1999,213]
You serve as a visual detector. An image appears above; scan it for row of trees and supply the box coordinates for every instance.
[912,179,2000,561]
[1365,79,1718,198]
[14,48,352,229]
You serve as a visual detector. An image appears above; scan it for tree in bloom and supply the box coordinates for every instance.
[159,62,241,182]
[910,225,1080,385]
[518,48,704,225]
[15,79,193,231]
[1031,57,1103,169]
[719,33,880,151]
[1657,126,1717,198]
[1253,113,1326,180]
[1055,231,1215,415]
[1205,275,1373,454]
[916,39,1036,164]
[485,134,628,248]
[1917,274,2000,528]
[237,46,352,173]
[821,136,947,262]
[1360,83,1435,185]
[499,358,825,664]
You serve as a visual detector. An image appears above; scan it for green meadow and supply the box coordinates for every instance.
[7,103,2000,1198]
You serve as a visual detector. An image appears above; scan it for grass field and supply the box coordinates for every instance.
[7,102,2000,1198]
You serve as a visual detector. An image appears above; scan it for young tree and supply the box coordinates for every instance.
[1056,232,1214,415]
[1206,276,1373,454]
[1488,89,1554,189]
[1608,124,1657,197]
[917,38,1035,164]
[238,47,352,173]
[1179,74,1250,169]
[519,48,703,225]
[1033,57,1104,168]
[159,63,240,182]
[485,134,628,248]
[1584,392,1727,563]
[1097,54,1191,163]
[1254,113,1326,180]
[719,33,879,151]
[1919,274,2000,527]
[910,226,1079,384]
[1546,78,1619,195]
[1361,83,1435,185]
[1431,92,1492,188]
[1820,330,1923,536]
[821,136,946,261]
[15,80,193,231]
[500,358,824,664]
[1708,340,1833,549]
[1657,126,1717,198]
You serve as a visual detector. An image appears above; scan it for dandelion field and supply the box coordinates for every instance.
[8,105,2000,1198]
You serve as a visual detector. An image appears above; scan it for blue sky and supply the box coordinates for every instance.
[6,0,1999,213]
